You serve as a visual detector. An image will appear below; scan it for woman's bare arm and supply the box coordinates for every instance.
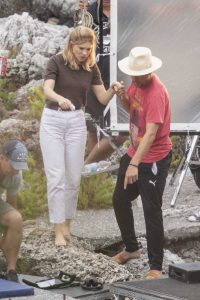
[44,79,74,110]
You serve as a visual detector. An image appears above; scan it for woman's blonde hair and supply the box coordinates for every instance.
[63,26,96,71]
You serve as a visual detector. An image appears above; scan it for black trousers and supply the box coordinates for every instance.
[112,152,172,271]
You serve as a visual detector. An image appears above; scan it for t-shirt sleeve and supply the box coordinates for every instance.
[91,64,103,85]
[44,56,58,81]
[146,91,165,124]
[7,173,22,196]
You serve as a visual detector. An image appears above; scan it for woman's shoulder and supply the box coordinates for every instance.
[49,53,64,64]
[91,63,100,72]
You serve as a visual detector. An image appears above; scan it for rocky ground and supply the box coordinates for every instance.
[13,170,200,285]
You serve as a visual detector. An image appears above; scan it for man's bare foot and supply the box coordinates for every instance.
[145,270,162,280]
[112,250,141,264]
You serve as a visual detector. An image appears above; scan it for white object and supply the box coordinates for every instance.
[97,160,111,171]
[83,162,98,173]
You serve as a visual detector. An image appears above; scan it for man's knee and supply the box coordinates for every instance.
[143,203,162,222]
[2,210,22,229]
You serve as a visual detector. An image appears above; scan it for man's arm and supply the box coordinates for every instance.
[7,193,18,209]
[119,94,130,112]
[124,122,159,189]
[114,81,130,112]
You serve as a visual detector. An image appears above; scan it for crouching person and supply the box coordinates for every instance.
[0,140,28,282]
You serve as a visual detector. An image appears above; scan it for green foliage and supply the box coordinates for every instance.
[27,86,45,120]
[171,135,185,169]
[123,138,131,148]
[0,79,16,110]
[78,173,114,209]
[18,155,47,220]
[18,154,115,219]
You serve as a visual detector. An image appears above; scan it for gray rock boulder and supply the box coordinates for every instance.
[0,79,43,152]
[0,13,71,83]
[0,0,77,24]
[0,118,39,152]
[48,0,77,25]
[0,0,31,18]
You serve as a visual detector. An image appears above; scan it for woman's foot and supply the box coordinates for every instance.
[54,224,67,246]
[62,220,72,241]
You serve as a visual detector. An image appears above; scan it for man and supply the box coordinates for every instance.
[78,0,127,164]
[112,47,172,280]
[0,139,28,282]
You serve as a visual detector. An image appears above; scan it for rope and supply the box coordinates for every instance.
[75,1,99,39]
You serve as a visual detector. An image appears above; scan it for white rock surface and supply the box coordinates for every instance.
[0,13,71,82]
[0,0,77,23]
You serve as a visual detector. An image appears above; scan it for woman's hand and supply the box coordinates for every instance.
[58,97,75,111]
[111,81,125,97]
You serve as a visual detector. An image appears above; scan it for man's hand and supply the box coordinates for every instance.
[111,81,125,97]
[124,165,138,189]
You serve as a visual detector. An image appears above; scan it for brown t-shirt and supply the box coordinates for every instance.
[44,53,103,109]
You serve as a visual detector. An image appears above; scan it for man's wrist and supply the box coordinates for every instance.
[129,163,138,168]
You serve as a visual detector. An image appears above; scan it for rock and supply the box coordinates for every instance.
[20,226,134,283]
[0,118,39,152]
[14,79,44,109]
[0,13,71,83]
[19,223,184,283]
[0,49,11,56]
[47,17,60,25]
[0,0,31,18]
[0,0,77,24]
[0,99,8,122]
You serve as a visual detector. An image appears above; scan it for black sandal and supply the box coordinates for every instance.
[81,277,103,291]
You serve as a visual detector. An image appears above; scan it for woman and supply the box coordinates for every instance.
[40,26,118,246]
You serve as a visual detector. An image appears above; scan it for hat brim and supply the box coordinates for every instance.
[11,160,28,170]
[118,56,162,76]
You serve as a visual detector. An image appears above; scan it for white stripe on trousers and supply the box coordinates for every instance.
[40,108,87,223]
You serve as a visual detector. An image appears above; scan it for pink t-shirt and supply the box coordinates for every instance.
[127,74,172,163]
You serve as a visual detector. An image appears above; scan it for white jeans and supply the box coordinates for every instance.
[40,108,86,224]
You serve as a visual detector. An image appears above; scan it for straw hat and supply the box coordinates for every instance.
[118,47,162,76]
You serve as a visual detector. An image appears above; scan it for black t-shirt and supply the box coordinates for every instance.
[86,2,110,122]
[89,2,110,85]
